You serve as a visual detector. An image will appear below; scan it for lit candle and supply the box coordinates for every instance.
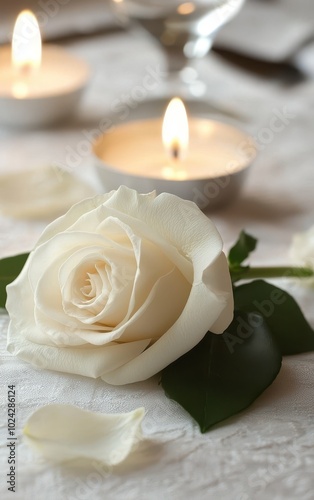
[161,97,189,179]
[0,10,90,127]
[11,10,42,99]
[93,98,256,210]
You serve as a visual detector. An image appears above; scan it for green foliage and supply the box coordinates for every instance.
[228,230,257,268]
[161,312,282,433]
[234,280,314,354]
[0,253,29,308]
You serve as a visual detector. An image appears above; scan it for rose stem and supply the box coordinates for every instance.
[231,266,314,284]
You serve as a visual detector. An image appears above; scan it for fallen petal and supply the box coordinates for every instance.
[0,166,95,219]
[23,404,145,465]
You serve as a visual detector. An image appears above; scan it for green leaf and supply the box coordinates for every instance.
[234,280,314,355]
[161,311,282,433]
[0,253,29,309]
[228,230,257,267]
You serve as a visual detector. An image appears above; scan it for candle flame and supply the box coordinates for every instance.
[162,97,189,160]
[177,3,195,15]
[12,10,42,72]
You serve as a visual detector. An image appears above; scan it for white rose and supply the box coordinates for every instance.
[7,186,233,385]
[290,225,314,285]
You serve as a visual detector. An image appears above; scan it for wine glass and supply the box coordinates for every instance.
[112,0,246,100]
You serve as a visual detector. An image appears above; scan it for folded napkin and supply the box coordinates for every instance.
[0,0,118,44]
[0,165,96,219]
[216,0,314,63]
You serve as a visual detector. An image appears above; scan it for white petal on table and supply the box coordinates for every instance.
[0,166,96,219]
[23,404,145,464]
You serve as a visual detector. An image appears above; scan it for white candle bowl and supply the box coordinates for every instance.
[0,45,90,128]
[93,100,256,211]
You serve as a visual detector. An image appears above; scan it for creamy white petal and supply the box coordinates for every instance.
[7,332,150,377]
[23,404,144,464]
[100,190,233,384]
[32,234,129,343]
[36,187,219,284]
[116,266,191,342]
[0,166,96,219]
[60,249,135,325]
[102,279,230,385]
[202,253,234,333]
[29,232,110,290]
[35,192,116,245]
[97,207,194,284]
[102,187,223,276]
[62,189,193,283]
[74,264,191,345]
[6,186,233,384]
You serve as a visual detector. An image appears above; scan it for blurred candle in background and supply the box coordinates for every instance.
[0,9,90,127]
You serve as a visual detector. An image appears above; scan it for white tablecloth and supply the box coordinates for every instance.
[1,7,314,500]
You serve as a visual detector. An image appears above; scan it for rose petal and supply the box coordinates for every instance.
[100,191,233,384]
[30,231,136,343]
[116,266,191,343]
[202,253,234,333]
[102,275,230,385]
[60,246,135,326]
[0,166,95,219]
[35,192,117,245]
[23,404,144,464]
[7,334,150,378]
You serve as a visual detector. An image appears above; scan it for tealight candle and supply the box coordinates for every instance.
[0,10,90,128]
[93,98,256,210]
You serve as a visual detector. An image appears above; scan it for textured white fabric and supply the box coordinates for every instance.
[1,12,314,500]
[0,313,314,500]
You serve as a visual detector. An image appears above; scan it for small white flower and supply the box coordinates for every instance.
[290,225,314,285]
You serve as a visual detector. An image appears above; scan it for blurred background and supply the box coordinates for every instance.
[0,0,314,257]
[1,6,314,499]
[1,1,313,72]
